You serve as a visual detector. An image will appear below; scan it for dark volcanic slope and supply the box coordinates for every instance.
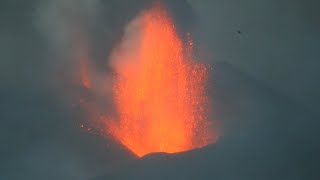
[95,62,319,180]
[0,88,137,180]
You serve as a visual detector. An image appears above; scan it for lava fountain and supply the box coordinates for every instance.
[104,2,215,157]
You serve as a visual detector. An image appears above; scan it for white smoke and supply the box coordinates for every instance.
[35,0,100,56]
[34,0,114,99]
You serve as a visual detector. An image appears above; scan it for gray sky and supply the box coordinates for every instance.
[188,0,320,111]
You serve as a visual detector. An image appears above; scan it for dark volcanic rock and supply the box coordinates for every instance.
[94,62,319,180]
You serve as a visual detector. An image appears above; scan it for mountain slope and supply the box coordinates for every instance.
[95,62,319,180]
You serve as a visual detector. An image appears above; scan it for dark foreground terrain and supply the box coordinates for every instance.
[93,62,319,180]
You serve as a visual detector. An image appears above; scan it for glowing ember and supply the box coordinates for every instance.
[106,3,215,157]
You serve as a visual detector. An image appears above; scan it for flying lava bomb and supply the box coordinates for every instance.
[79,1,216,157]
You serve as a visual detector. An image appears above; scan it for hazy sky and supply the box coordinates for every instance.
[188,0,320,111]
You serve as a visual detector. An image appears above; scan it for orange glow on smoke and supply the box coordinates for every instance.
[107,3,214,157]
[80,59,92,89]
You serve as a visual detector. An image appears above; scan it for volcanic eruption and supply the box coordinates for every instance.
[79,1,216,157]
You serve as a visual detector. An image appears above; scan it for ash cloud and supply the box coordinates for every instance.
[1,0,199,179]
[1,0,152,179]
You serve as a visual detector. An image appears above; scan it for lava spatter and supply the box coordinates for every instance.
[106,2,215,157]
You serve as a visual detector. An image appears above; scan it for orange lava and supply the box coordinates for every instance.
[107,3,214,157]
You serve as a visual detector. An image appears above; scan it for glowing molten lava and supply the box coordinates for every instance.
[107,3,214,157]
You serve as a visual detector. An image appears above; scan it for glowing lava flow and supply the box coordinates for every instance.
[107,3,215,157]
